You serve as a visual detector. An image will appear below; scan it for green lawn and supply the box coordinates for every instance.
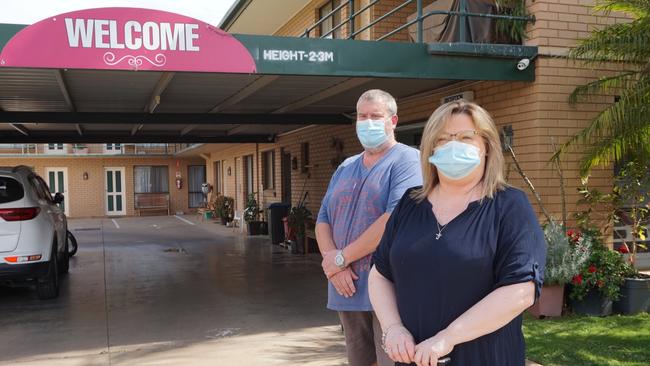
[523,312,650,366]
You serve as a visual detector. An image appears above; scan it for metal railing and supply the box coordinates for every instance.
[0,143,186,156]
[302,0,534,44]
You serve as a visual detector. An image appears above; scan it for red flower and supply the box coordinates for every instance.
[597,280,604,288]
[572,275,583,285]
[617,245,629,254]
[566,229,582,243]
[588,265,597,273]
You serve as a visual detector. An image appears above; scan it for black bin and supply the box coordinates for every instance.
[267,202,291,244]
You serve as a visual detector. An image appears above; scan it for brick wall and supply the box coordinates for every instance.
[1,156,203,218]
[527,0,631,55]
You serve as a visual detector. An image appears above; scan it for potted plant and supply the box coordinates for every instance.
[287,205,312,254]
[611,160,650,314]
[569,230,628,316]
[220,196,234,225]
[528,221,592,318]
[244,193,267,235]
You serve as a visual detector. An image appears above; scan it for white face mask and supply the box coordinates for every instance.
[428,141,482,180]
[356,119,388,149]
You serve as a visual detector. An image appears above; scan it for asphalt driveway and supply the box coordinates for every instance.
[0,215,345,365]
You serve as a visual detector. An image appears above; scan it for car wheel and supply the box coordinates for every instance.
[37,244,60,300]
[67,230,78,257]
[59,238,70,274]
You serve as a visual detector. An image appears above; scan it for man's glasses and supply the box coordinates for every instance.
[435,130,479,147]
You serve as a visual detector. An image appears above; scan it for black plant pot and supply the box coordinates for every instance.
[614,277,650,314]
[247,221,267,235]
[572,290,613,316]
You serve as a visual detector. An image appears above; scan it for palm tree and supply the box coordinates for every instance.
[555,0,650,176]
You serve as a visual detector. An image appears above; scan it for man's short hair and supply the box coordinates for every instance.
[356,89,397,116]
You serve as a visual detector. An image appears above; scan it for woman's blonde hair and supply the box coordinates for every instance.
[412,100,507,202]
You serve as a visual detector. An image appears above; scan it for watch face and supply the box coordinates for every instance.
[335,253,344,266]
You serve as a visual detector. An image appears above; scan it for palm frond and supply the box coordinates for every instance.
[556,76,650,171]
[595,0,650,18]
[569,19,650,64]
[580,125,650,175]
[568,70,640,104]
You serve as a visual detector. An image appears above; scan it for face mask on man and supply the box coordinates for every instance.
[428,140,482,180]
[356,119,388,149]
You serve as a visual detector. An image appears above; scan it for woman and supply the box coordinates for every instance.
[368,100,546,366]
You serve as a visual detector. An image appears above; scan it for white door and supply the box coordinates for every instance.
[45,167,69,216]
[105,167,126,215]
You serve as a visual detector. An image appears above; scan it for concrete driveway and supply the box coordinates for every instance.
[0,215,346,366]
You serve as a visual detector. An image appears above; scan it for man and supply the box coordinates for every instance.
[316,89,423,366]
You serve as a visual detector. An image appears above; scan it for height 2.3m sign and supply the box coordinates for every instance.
[0,8,256,73]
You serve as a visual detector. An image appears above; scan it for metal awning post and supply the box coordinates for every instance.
[459,0,467,43]
[416,0,423,43]
[348,0,355,39]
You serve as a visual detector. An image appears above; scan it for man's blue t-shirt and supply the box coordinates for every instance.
[317,143,422,311]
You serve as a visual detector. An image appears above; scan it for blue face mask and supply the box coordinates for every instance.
[428,141,482,180]
[356,119,388,149]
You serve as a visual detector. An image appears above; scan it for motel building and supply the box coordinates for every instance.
[0,1,644,264]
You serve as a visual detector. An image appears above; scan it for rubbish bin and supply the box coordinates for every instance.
[267,202,291,244]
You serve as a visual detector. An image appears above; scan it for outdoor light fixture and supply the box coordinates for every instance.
[227,167,232,176]
[83,172,89,180]
[501,125,514,151]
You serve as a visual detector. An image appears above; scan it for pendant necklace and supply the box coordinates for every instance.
[432,183,480,240]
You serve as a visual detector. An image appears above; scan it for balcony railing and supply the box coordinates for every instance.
[303,0,534,44]
[0,143,189,156]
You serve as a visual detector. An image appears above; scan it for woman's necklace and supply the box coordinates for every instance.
[432,183,480,240]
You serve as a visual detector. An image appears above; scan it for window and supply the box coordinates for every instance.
[300,142,310,173]
[243,155,254,198]
[188,165,206,208]
[319,0,342,39]
[214,161,223,195]
[262,150,275,190]
[45,143,65,154]
[104,143,122,154]
[0,177,24,204]
[134,166,169,193]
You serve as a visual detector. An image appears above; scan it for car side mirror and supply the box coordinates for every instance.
[53,192,64,204]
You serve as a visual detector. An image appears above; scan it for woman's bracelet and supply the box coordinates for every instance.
[381,323,405,350]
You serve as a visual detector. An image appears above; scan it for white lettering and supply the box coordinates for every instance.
[160,23,185,51]
[142,22,160,51]
[63,18,201,52]
[108,20,125,49]
[94,19,110,49]
[185,24,199,51]
[65,18,93,48]
[124,21,142,50]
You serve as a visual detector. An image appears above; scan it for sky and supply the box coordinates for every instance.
[0,0,238,26]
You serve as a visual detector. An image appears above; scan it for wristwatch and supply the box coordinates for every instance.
[334,250,346,269]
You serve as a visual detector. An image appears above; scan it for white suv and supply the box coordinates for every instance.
[0,166,69,299]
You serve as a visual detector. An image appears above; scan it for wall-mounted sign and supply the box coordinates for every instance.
[440,91,474,105]
[0,8,256,73]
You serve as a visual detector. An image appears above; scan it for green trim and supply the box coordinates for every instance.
[235,34,536,81]
[427,42,538,58]
[0,22,536,81]
[0,24,26,51]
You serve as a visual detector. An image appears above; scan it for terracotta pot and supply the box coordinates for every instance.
[527,284,564,318]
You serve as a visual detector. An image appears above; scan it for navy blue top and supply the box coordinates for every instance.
[373,186,546,366]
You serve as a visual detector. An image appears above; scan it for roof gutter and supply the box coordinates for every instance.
[219,0,253,31]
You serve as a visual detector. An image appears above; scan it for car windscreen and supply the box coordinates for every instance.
[0,176,24,204]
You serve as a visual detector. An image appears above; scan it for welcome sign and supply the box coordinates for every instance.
[0,8,257,73]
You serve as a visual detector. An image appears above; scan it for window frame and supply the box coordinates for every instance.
[262,150,276,191]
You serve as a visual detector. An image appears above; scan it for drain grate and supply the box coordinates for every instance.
[74,227,101,231]
[164,248,188,254]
